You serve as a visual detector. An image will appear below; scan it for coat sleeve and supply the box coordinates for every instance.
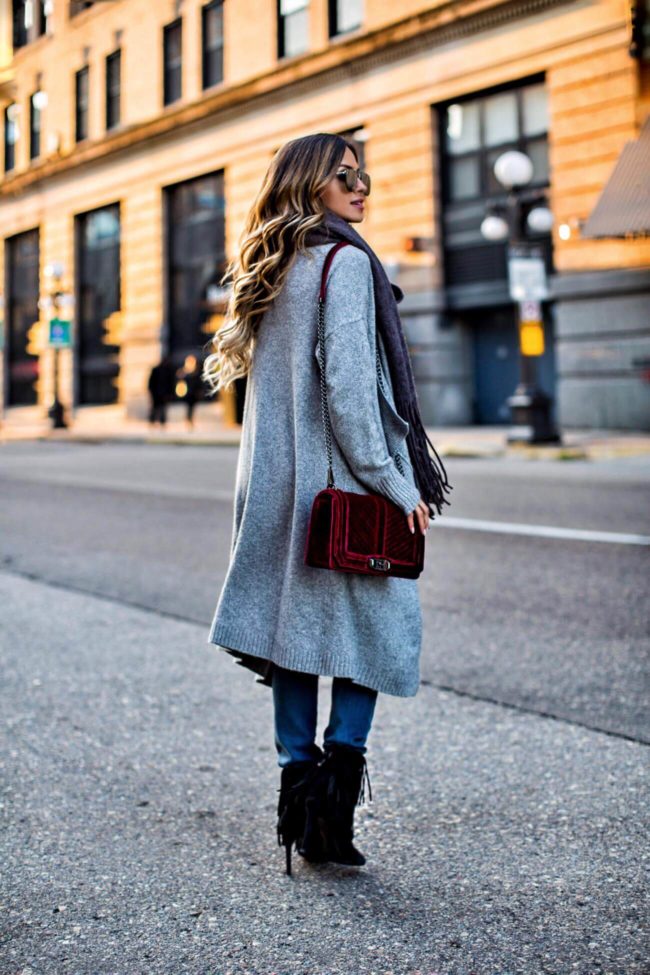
[315,247,422,517]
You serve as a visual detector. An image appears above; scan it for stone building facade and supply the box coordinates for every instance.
[1,0,649,431]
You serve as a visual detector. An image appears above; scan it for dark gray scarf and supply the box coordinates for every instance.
[304,208,452,519]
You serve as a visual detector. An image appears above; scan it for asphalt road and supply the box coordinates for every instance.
[1,441,648,975]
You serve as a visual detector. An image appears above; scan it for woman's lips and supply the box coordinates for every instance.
[351,201,365,209]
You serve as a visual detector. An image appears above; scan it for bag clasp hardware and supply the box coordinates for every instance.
[368,557,391,571]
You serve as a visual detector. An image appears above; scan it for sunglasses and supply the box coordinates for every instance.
[335,164,371,196]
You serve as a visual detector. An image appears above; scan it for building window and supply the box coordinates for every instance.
[163,18,183,106]
[164,171,226,361]
[70,1,96,16]
[438,78,550,288]
[13,0,49,48]
[75,65,90,142]
[6,228,41,407]
[328,0,362,38]
[29,90,42,159]
[202,1,224,89]
[13,0,28,47]
[105,49,121,130]
[4,103,18,172]
[278,0,309,59]
[442,80,549,205]
[337,126,367,168]
[75,204,121,405]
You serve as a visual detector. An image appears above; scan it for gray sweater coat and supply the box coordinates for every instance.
[207,242,424,697]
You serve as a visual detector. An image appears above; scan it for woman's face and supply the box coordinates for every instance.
[320,146,367,224]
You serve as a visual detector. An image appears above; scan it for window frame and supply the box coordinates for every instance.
[328,0,363,39]
[163,17,183,107]
[277,0,310,60]
[29,91,42,160]
[75,64,90,143]
[4,103,17,173]
[201,0,224,90]
[439,77,549,207]
[13,0,49,49]
[105,48,121,131]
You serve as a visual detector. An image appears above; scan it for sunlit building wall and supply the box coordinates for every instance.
[1,0,649,430]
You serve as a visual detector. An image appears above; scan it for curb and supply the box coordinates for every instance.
[2,430,650,461]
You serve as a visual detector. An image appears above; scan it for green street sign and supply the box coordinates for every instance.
[49,318,72,348]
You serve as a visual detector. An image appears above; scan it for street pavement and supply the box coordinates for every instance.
[2,402,650,463]
[0,442,648,975]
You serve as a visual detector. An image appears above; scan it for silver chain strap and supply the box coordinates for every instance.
[317,296,406,485]
[316,297,336,488]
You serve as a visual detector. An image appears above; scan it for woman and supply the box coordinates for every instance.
[202,133,452,876]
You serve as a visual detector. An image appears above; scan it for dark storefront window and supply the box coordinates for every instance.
[278,0,309,58]
[75,66,90,142]
[75,204,121,405]
[439,77,551,290]
[202,1,224,88]
[164,171,226,367]
[163,18,183,106]
[328,0,362,37]
[4,103,17,172]
[5,228,40,407]
[29,91,41,159]
[105,49,121,130]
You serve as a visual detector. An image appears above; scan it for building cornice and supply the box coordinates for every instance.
[1,0,575,198]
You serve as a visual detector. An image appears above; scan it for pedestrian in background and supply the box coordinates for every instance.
[175,354,204,430]
[201,132,451,875]
[147,354,174,426]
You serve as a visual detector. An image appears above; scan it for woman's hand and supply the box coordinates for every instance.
[407,499,430,535]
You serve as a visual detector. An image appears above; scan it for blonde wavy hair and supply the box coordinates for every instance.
[202,132,359,395]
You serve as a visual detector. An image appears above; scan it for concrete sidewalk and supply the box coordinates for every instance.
[2,569,647,974]
[1,401,649,460]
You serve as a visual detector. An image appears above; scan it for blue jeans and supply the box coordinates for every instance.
[271,664,378,768]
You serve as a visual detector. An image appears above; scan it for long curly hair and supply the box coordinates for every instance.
[201,132,359,395]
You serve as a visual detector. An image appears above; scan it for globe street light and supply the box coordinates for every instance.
[480,149,560,444]
[493,149,534,188]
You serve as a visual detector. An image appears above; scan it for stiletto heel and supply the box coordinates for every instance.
[276,748,326,876]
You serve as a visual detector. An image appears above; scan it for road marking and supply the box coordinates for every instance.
[2,469,649,545]
[434,515,650,546]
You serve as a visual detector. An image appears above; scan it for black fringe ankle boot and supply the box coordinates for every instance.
[319,742,372,866]
[276,747,327,876]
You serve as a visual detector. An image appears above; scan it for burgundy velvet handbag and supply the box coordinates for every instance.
[304,241,425,580]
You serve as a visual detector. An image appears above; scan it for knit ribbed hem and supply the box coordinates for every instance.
[207,621,420,698]
[376,463,422,516]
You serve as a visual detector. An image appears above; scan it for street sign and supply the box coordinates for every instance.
[517,298,545,355]
[48,318,72,348]
[520,299,542,320]
[507,245,548,301]
[519,322,545,355]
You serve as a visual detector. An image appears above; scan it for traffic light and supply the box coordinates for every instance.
[26,320,43,357]
[101,310,123,346]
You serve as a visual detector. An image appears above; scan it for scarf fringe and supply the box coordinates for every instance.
[404,401,454,520]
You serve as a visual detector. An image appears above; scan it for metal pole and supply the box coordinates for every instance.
[48,287,67,429]
[505,191,560,444]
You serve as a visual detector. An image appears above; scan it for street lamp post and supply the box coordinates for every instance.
[42,262,73,430]
[480,150,561,445]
